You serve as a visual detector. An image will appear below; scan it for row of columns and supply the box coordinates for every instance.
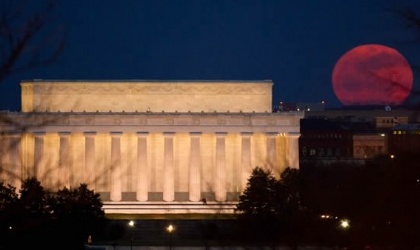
[28,131,298,202]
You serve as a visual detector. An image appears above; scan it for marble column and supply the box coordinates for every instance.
[110,132,122,201]
[21,134,30,180]
[0,135,6,181]
[136,132,149,201]
[288,132,300,169]
[266,132,277,170]
[240,132,252,191]
[215,132,227,201]
[84,132,96,189]
[59,132,71,188]
[9,134,21,190]
[163,132,175,202]
[189,132,201,201]
[33,132,45,180]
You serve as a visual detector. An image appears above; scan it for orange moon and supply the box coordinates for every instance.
[332,44,413,106]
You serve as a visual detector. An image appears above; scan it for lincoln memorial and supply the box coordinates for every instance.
[0,80,303,216]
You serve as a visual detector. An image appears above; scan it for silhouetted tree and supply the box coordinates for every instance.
[0,178,107,250]
[280,167,301,210]
[0,178,54,249]
[236,167,281,246]
[49,183,106,249]
[236,166,306,247]
[0,181,18,213]
[236,167,279,217]
[19,177,50,215]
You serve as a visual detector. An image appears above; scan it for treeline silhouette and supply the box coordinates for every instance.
[0,178,114,250]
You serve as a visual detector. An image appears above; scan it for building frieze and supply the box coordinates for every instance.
[24,81,272,95]
[0,111,303,134]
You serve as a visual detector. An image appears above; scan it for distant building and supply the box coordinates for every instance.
[305,109,417,126]
[299,108,420,166]
[299,118,355,166]
[353,134,387,159]
[388,123,420,155]
[296,102,326,112]
[274,101,326,112]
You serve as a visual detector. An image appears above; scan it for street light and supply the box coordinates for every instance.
[128,220,135,250]
[166,224,175,250]
[340,219,350,229]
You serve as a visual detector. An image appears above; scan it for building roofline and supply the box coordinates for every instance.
[21,79,273,84]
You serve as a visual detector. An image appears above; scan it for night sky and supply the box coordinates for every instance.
[1,0,419,111]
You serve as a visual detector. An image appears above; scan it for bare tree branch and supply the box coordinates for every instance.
[383,1,420,106]
[391,4,420,30]
[0,0,66,84]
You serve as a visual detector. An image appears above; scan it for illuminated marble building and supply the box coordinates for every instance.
[0,80,303,216]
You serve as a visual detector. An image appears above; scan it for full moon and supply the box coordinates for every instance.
[332,44,413,106]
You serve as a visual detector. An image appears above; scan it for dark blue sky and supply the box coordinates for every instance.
[1,0,419,111]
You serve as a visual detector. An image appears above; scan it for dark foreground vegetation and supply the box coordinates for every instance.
[298,152,420,249]
[0,178,109,250]
[1,152,420,249]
